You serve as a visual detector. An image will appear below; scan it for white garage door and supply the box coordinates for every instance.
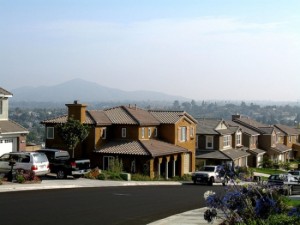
[0,139,13,156]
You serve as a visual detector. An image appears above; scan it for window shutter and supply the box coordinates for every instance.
[186,127,190,141]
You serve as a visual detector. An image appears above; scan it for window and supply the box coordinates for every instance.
[190,127,194,137]
[102,128,107,139]
[289,136,292,143]
[206,136,213,149]
[0,100,2,114]
[236,132,242,146]
[47,127,54,139]
[154,128,158,137]
[223,135,231,148]
[148,128,151,138]
[180,127,187,142]
[141,128,145,138]
[122,128,126,138]
[103,156,114,170]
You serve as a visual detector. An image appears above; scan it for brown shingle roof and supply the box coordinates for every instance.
[104,106,137,124]
[0,87,13,96]
[275,124,299,135]
[222,148,250,160]
[196,150,230,160]
[0,120,28,134]
[271,144,292,153]
[88,110,112,125]
[124,106,160,125]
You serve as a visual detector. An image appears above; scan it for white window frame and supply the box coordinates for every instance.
[236,132,242,146]
[206,136,213,149]
[47,127,54,139]
[180,127,187,142]
[223,135,231,148]
[102,128,107,139]
[148,128,151,138]
[141,127,145,138]
[190,127,194,137]
[122,128,127,138]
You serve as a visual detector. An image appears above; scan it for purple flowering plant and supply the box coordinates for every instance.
[203,181,300,225]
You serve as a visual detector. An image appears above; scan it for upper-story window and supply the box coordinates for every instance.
[190,127,194,137]
[154,128,158,137]
[180,126,187,142]
[223,135,231,148]
[141,128,145,138]
[0,100,2,114]
[236,132,242,146]
[47,127,54,139]
[206,136,213,149]
[122,128,127,138]
[148,128,151,138]
[102,128,107,139]
[289,136,292,143]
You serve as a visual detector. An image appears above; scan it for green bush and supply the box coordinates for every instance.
[131,174,152,181]
[16,174,26,183]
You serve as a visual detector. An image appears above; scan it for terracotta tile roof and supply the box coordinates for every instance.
[95,141,149,156]
[140,139,189,157]
[275,124,299,135]
[95,139,189,157]
[124,106,160,125]
[104,106,137,124]
[88,110,112,125]
[0,120,28,134]
[0,87,13,96]
[150,110,197,124]
[41,113,94,124]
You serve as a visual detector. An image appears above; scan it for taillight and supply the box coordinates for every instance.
[70,162,76,168]
[31,165,38,171]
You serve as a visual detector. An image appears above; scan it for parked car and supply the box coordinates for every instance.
[37,149,91,179]
[192,165,228,186]
[267,173,300,195]
[0,152,50,176]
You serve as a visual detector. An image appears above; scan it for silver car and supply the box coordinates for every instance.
[0,152,50,176]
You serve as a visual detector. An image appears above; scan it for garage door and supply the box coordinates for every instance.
[183,153,191,173]
[0,139,13,156]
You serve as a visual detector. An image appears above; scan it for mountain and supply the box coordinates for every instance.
[11,79,189,103]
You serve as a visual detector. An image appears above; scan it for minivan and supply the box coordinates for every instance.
[0,152,50,176]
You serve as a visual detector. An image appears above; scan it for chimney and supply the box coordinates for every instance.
[232,114,241,121]
[66,100,87,123]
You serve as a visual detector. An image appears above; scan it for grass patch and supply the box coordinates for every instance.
[252,167,286,175]
[283,197,300,207]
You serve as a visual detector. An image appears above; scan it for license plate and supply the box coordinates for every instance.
[197,177,202,181]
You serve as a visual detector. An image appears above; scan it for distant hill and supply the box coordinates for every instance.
[11,78,189,103]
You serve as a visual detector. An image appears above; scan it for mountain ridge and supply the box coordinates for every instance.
[10,78,189,102]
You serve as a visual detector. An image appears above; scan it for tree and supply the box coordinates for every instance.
[56,117,89,158]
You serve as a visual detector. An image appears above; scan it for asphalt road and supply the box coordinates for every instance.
[0,184,223,225]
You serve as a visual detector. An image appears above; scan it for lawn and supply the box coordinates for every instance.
[252,167,286,175]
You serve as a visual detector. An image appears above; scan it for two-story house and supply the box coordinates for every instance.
[232,115,292,163]
[195,118,250,170]
[226,120,265,167]
[42,101,197,179]
[274,124,300,159]
[0,87,28,155]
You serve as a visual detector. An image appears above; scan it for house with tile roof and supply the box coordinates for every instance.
[41,101,197,179]
[0,87,28,155]
[195,118,250,170]
[226,120,265,167]
[232,115,293,163]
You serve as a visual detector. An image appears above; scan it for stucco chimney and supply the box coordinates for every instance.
[66,100,87,123]
[232,114,241,120]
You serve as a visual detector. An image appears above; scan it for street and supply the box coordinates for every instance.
[0,184,223,225]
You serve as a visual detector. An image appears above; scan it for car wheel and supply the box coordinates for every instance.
[57,170,67,179]
[208,177,214,186]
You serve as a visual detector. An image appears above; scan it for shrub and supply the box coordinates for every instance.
[203,182,299,224]
[84,167,101,179]
[131,174,152,181]
[15,169,40,183]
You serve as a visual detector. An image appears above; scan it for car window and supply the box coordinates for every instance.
[19,155,30,163]
[0,154,11,161]
[33,153,48,163]
[204,167,215,172]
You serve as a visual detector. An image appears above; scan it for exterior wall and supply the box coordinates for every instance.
[159,124,176,144]
[111,125,139,140]
[258,135,272,150]
[242,134,250,148]
[0,98,9,120]
[18,135,27,151]
[138,126,157,140]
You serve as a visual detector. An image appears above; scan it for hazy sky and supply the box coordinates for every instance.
[1,0,300,101]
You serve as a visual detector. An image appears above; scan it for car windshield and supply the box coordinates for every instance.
[203,167,215,172]
[289,171,299,176]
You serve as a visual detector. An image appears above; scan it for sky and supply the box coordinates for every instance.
[1,0,300,101]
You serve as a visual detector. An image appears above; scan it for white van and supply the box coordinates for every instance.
[0,152,50,176]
